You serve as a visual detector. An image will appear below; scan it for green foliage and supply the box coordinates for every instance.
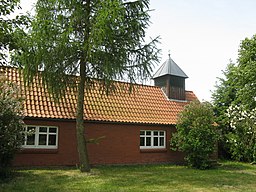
[235,35,256,109]
[212,63,239,159]
[0,76,24,179]
[226,105,256,163]
[13,0,160,97]
[12,0,160,172]
[212,34,256,161]
[171,101,218,169]
[213,35,256,112]
[0,0,29,66]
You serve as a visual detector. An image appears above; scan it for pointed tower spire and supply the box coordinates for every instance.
[153,54,188,79]
[153,53,188,101]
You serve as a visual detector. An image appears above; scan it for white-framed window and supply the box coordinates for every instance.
[23,125,58,149]
[140,130,166,149]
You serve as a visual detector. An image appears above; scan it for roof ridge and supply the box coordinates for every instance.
[0,66,158,89]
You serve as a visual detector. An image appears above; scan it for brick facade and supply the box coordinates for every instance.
[13,119,185,167]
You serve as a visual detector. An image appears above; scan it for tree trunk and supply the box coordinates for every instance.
[75,0,91,173]
[76,61,90,172]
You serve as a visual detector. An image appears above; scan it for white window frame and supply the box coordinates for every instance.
[140,130,166,149]
[23,125,58,149]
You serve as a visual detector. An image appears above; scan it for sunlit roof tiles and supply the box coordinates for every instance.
[1,67,198,125]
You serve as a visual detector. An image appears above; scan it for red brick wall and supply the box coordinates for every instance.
[14,119,79,166]
[86,122,184,165]
[13,119,185,167]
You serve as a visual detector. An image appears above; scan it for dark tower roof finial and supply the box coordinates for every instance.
[168,50,171,58]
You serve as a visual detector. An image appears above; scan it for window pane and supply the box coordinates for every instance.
[48,135,57,146]
[27,134,35,145]
[146,131,151,135]
[49,128,57,133]
[140,137,145,146]
[146,137,151,146]
[22,132,26,145]
[23,125,58,148]
[27,126,35,133]
[39,134,47,145]
[154,137,158,146]
[140,131,145,135]
[160,131,164,136]
[160,137,164,146]
[153,131,158,136]
[39,127,47,133]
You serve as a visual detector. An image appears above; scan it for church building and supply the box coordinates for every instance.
[1,55,197,166]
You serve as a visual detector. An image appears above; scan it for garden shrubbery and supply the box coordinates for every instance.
[171,101,219,169]
[0,76,24,179]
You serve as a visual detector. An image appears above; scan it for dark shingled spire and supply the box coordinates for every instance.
[153,56,188,79]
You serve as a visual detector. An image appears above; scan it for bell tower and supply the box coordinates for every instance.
[153,54,188,101]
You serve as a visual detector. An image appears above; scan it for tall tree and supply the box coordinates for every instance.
[0,0,28,66]
[13,0,160,172]
[212,34,256,160]
[212,63,239,158]
[212,34,256,112]
[235,35,256,109]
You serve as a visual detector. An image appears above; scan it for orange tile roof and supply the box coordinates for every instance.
[1,67,198,125]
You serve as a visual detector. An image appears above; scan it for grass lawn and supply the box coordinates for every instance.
[1,161,256,192]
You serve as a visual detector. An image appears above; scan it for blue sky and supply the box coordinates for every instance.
[19,0,256,101]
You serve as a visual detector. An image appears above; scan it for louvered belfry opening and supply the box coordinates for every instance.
[169,76,185,100]
[153,55,188,101]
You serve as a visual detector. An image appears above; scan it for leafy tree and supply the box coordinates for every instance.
[212,34,256,111]
[235,35,256,110]
[13,0,160,172]
[212,63,239,159]
[0,76,24,178]
[0,0,29,66]
[212,34,256,161]
[171,101,218,169]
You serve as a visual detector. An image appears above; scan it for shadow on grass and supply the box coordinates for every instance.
[219,161,256,171]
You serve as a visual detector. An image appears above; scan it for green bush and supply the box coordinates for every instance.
[0,76,24,179]
[171,101,218,169]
